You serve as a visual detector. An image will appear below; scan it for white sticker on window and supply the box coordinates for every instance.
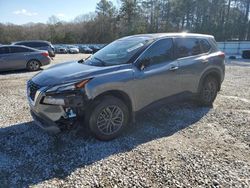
[127,43,144,52]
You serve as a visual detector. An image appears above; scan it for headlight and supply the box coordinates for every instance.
[43,79,91,105]
[46,79,90,93]
[43,96,65,105]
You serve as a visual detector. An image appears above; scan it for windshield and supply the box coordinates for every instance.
[85,37,151,66]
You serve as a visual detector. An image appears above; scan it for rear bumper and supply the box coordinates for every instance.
[48,51,56,57]
[40,57,51,66]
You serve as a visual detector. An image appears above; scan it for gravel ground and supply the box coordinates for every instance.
[0,55,249,187]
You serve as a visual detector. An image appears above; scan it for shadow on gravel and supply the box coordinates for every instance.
[0,102,210,186]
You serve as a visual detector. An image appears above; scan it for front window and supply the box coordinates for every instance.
[85,37,151,66]
[137,38,174,67]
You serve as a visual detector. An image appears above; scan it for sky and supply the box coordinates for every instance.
[0,0,119,25]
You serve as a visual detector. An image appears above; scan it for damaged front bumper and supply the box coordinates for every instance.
[30,109,61,133]
[27,84,88,133]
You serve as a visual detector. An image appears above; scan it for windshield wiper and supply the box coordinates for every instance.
[78,59,85,63]
[78,55,92,64]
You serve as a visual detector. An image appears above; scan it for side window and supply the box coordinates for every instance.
[26,42,36,48]
[36,42,48,47]
[10,47,32,53]
[176,38,202,58]
[0,47,10,54]
[138,38,173,66]
[200,39,211,53]
[17,42,25,46]
[17,42,34,48]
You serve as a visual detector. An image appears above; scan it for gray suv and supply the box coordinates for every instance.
[12,40,55,57]
[27,33,225,140]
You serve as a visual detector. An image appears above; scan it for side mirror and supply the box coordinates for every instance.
[138,58,150,70]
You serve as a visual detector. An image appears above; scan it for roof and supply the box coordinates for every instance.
[121,33,214,40]
[12,40,51,44]
[0,45,40,51]
[1,44,30,47]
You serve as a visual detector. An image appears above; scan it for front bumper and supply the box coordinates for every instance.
[28,86,68,132]
[27,85,85,133]
[30,109,61,133]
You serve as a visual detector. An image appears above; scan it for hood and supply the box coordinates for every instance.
[31,61,121,86]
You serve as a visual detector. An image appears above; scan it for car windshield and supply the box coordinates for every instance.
[85,37,151,66]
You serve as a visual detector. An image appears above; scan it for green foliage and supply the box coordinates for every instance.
[0,0,250,44]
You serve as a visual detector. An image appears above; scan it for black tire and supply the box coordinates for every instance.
[27,60,41,71]
[198,76,219,106]
[242,50,250,59]
[86,96,129,141]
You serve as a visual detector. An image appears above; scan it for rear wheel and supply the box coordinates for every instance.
[27,60,41,71]
[86,96,129,141]
[198,76,219,106]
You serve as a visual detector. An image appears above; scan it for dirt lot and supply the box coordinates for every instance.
[0,54,249,187]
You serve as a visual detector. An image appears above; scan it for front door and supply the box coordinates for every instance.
[133,38,182,111]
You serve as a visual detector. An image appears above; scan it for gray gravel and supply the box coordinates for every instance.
[0,55,249,187]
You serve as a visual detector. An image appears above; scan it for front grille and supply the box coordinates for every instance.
[27,80,41,101]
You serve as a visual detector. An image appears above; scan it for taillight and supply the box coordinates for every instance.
[41,52,49,57]
[218,52,225,58]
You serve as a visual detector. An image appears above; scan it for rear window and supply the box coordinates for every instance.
[0,47,9,54]
[176,38,202,58]
[200,39,211,53]
[10,46,34,53]
[16,42,49,48]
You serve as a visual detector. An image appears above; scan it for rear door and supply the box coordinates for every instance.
[174,37,211,93]
[8,46,32,69]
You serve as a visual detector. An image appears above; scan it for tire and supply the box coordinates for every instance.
[242,50,250,59]
[198,76,219,106]
[27,60,41,71]
[86,96,129,141]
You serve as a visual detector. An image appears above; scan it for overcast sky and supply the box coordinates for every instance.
[0,0,119,25]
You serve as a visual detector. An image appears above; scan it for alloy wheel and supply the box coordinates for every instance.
[28,60,40,71]
[202,80,217,102]
[96,105,124,135]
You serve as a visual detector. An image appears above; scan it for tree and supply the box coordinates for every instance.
[119,0,141,35]
[0,0,250,44]
[95,0,117,42]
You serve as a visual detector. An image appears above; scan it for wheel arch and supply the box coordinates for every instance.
[91,90,133,121]
[198,68,222,93]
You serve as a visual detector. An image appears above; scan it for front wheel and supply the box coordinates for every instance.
[198,76,219,106]
[27,60,41,71]
[86,96,129,141]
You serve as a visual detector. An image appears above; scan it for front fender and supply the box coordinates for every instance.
[84,66,136,111]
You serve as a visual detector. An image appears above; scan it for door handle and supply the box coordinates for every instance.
[169,65,179,71]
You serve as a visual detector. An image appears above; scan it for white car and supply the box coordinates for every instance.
[68,46,79,54]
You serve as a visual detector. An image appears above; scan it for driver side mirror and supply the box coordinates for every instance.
[138,57,151,70]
